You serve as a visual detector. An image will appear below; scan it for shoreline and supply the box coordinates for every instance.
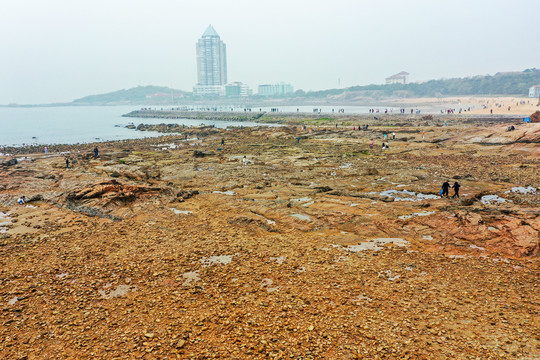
[2,113,529,155]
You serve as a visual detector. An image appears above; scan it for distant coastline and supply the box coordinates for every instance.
[3,68,539,107]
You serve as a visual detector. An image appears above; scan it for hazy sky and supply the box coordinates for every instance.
[1,0,538,104]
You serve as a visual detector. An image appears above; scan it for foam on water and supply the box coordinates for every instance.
[170,208,192,215]
[270,256,286,264]
[0,211,12,233]
[480,195,509,205]
[290,197,312,204]
[341,238,409,252]
[182,271,201,285]
[506,186,537,195]
[213,190,235,196]
[201,255,233,266]
[99,284,135,299]
[260,278,279,292]
[379,189,439,201]
[399,211,435,220]
[290,213,311,221]
[379,270,401,281]
[8,297,19,305]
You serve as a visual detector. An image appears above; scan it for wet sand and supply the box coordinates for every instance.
[388,96,540,116]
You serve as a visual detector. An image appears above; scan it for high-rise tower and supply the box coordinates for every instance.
[194,25,227,96]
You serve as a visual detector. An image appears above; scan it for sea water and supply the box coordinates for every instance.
[0,106,275,147]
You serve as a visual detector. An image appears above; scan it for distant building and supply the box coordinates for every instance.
[193,25,227,96]
[529,85,540,98]
[258,83,294,96]
[193,85,225,97]
[225,82,251,97]
[385,71,409,85]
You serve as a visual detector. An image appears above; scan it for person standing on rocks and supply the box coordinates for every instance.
[370,139,374,149]
[221,138,225,146]
[452,182,461,198]
[94,147,99,159]
[441,180,450,197]
[392,132,396,140]
[242,156,248,166]
[65,157,70,169]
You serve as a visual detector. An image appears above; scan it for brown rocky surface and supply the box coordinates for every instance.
[0,117,538,359]
[531,111,540,123]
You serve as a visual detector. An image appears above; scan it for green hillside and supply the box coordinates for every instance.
[69,69,540,105]
[72,86,189,105]
[304,68,540,98]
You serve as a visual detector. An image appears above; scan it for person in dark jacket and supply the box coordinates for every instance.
[441,181,450,197]
[452,182,461,198]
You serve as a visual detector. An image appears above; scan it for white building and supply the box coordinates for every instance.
[529,85,540,98]
[385,71,409,85]
[258,83,294,96]
[225,82,251,97]
[193,85,225,97]
[193,25,227,96]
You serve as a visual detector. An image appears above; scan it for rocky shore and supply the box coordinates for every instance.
[0,116,539,359]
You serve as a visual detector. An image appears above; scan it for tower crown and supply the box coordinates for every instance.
[202,25,219,37]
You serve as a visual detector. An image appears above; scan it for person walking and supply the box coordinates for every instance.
[452,182,461,198]
[441,180,450,197]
